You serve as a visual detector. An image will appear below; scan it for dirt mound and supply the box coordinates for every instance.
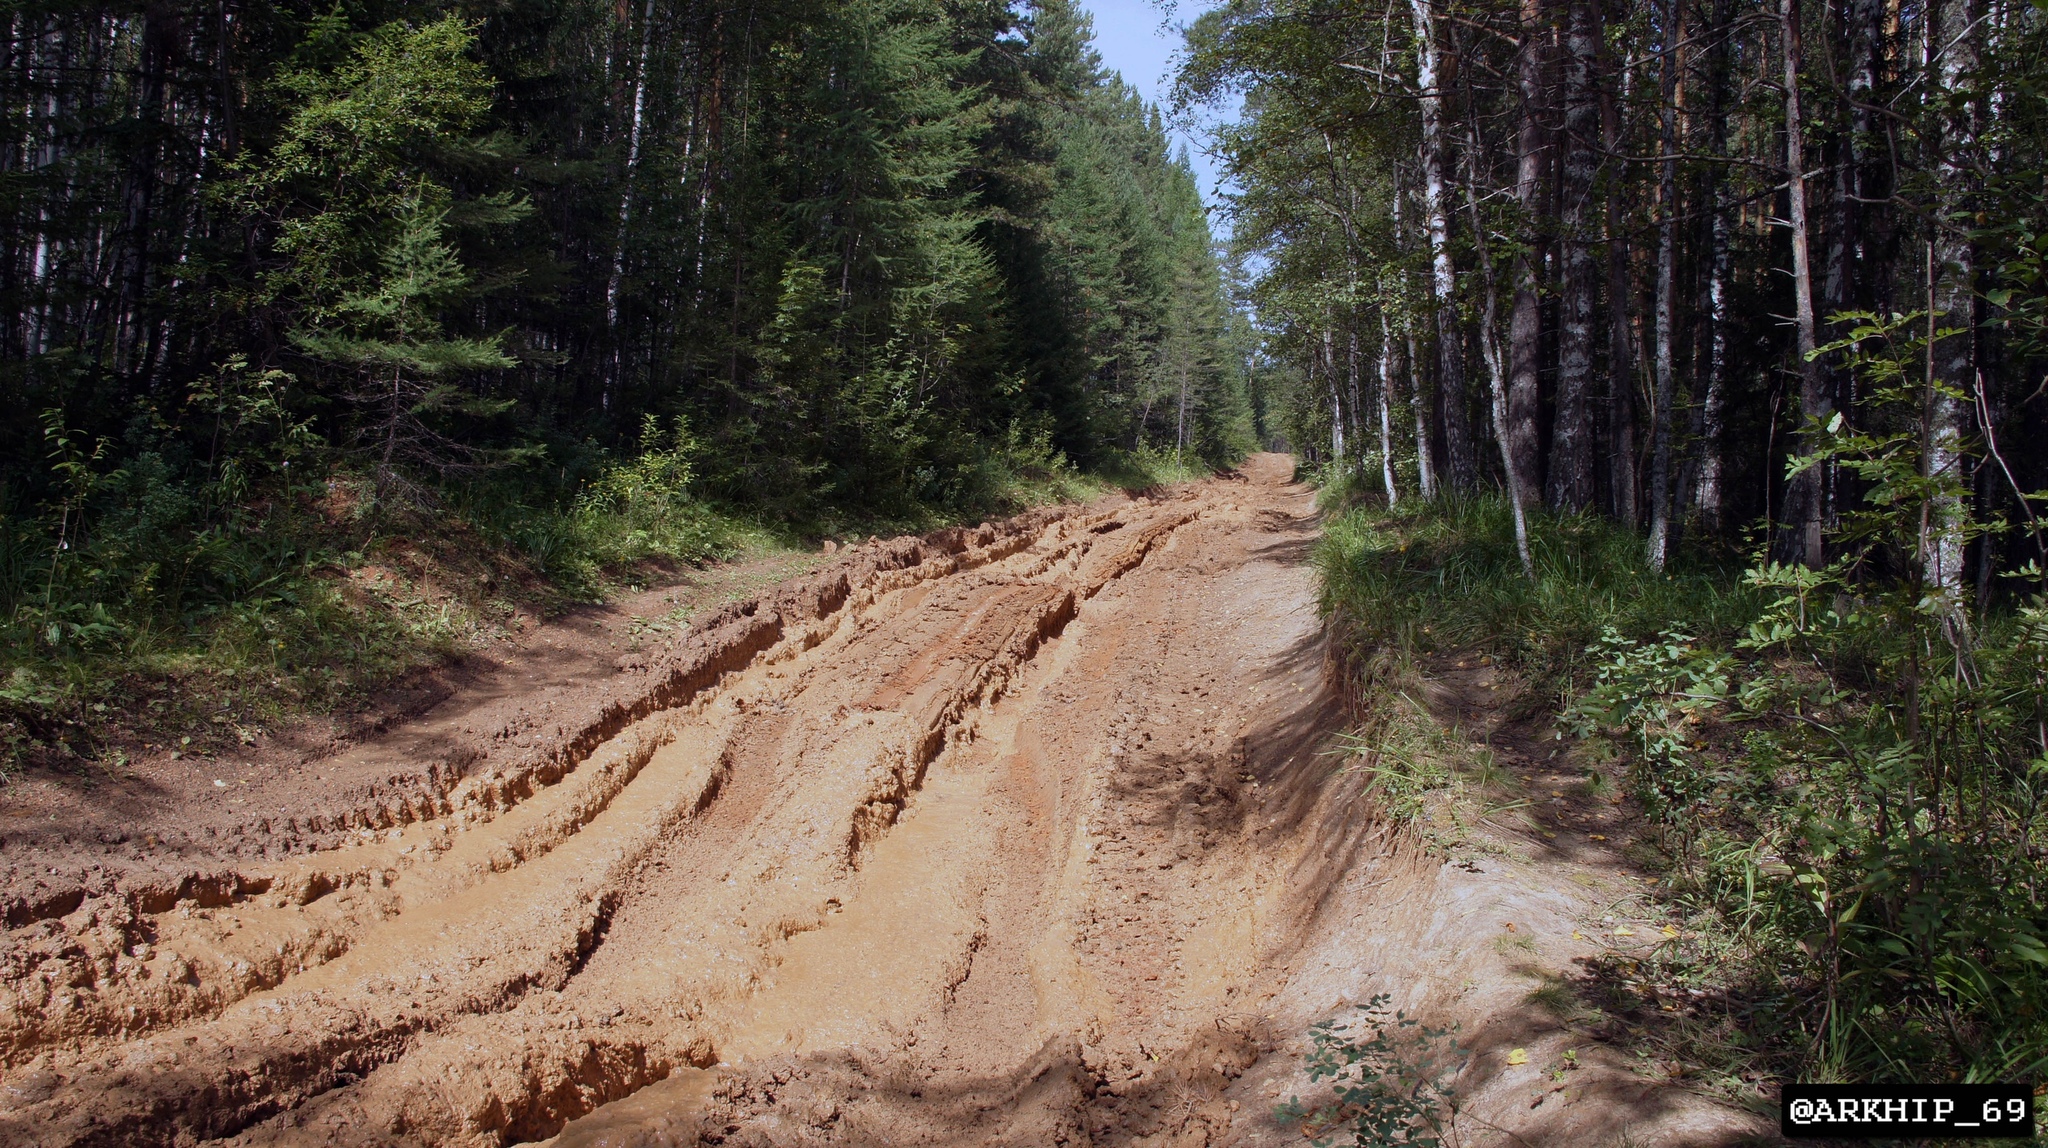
[0,457,1764,1147]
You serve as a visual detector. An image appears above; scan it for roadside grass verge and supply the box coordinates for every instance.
[1315,487,2048,1091]
[1316,477,1758,702]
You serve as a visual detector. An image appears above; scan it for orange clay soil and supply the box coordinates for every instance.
[0,456,1770,1147]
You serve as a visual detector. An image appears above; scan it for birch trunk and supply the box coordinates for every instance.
[1694,0,1734,532]
[1924,0,1978,602]
[1410,0,1479,493]
[1648,0,1683,570]
[1378,311,1401,505]
[604,0,659,408]
[1460,123,1536,576]
[1348,324,1367,470]
[1393,168,1438,498]
[1324,326,1347,466]
[1780,0,1828,566]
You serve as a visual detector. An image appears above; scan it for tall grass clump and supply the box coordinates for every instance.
[1317,494,1759,700]
[944,420,1188,513]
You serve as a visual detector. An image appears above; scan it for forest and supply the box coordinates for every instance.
[1180,0,2048,1090]
[6,0,2048,1111]
[0,0,1256,743]
[1185,0,2048,576]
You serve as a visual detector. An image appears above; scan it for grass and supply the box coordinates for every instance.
[1315,476,1761,703]
[1313,480,2048,1094]
[1,487,749,774]
[1311,479,1762,867]
[1311,490,1802,1096]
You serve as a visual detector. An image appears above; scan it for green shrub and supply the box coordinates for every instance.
[1317,311,2048,1085]
[1278,994,1466,1147]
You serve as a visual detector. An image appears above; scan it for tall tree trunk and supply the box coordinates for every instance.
[1327,131,1371,472]
[1821,0,1876,347]
[1461,119,1536,575]
[1602,46,1640,528]
[1325,325,1347,466]
[1348,308,1367,469]
[605,0,658,411]
[1924,0,1978,602]
[1648,0,1684,570]
[1392,173,1438,498]
[1694,0,1734,533]
[1847,0,1892,307]
[117,3,173,377]
[1812,0,1882,543]
[1410,0,1479,493]
[1780,0,1828,566]
[1408,323,1436,497]
[1550,0,1600,511]
[213,0,238,161]
[1177,363,1192,460]
[1507,0,1550,508]
[1378,310,1401,505]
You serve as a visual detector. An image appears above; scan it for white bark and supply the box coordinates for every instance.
[1324,326,1346,466]
[1782,0,1827,566]
[1409,0,1476,490]
[1647,0,1682,572]
[1378,311,1401,506]
[1459,125,1534,577]
[1391,175,1437,498]
[1924,0,1978,605]
[604,0,660,408]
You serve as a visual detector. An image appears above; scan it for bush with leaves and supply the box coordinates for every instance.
[1316,311,2048,1082]
[1567,311,2048,1082]
[524,414,726,594]
[1278,994,1467,1147]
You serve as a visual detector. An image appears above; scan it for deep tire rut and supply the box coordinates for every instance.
[0,458,1376,1148]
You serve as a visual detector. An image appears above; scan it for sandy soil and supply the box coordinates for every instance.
[0,457,1771,1147]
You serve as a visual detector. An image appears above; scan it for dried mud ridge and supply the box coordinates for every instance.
[1,456,1418,1147]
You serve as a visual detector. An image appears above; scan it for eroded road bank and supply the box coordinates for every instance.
[2,455,1401,1147]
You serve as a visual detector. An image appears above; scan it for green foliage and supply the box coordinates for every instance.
[248,14,501,309]
[507,414,728,596]
[1278,994,1466,1147]
[1566,629,1731,833]
[0,406,737,773]
[1639,313,2048,1081]
[293,195,526,495]
[1323,315,2048,1085]
[990,0,1255,470]
[1317,495,1758,700]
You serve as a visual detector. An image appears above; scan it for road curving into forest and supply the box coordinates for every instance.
[0,454,1405,1147]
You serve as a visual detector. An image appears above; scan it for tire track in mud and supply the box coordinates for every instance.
[2,471,1345,1147]
[0,507,1079,1070]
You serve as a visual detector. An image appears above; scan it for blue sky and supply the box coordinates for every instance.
[1074,0,1237,220]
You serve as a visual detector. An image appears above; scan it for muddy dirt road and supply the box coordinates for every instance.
[0,456,1764,1147]
[0,455,1373,1146]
